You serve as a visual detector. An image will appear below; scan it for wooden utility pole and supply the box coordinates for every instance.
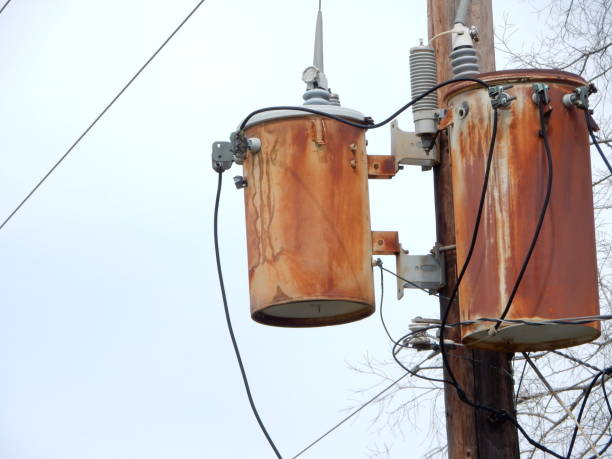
[427,1,520,457]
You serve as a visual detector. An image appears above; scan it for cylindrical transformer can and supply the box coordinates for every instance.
[241,108,375,327]
[445,70,600,351]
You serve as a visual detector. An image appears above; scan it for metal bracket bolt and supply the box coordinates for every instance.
[488,84,515,109]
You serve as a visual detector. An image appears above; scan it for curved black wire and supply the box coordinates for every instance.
[436,105,566,459]
[586,111,612,175]
[213,172,283,459]
[239,77,489,131]
[290,371,411,459]
[496,100,554,324]
[378,265,396,345]
[0,0,208,232]
[566,368,612,458]
[0,0,12,16]
[514,354,529,407]
[438,107,499,385]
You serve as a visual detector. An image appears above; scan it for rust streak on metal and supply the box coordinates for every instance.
[371,231,400,255]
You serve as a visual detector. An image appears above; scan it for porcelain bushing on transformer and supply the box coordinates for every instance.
[445,69,600,352]
[240,107,375,327]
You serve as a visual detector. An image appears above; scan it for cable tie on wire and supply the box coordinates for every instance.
[487,326,498,336]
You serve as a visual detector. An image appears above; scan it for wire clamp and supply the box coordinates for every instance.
[531,83,551,106]
[488,84,515,109]
[212,131,261,172]
[562,83,597,110]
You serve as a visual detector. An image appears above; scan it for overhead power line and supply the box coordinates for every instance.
[0,0,207,231]
[290,351,440,459]
[0,0,12,16]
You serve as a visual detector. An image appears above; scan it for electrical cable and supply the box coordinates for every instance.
[377,264,447,382]
[0,0,207,232]
[496,100,553,326]
[378,264,396,345]
[213,172,283,459]
[239,77,489,131]
[290,371,411,459]
[438,106,499,387]
[566,367,612,458]
[436,104,567,459]
[514,354,529,407]
[0,0,12,16]
[586,111,612,176]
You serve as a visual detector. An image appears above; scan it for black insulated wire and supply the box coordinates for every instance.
[436,106,567,459]
[495,99,553,325]
[586,111,612,176]
[213,172,283,459]
[566,367,612,459]
[439,107,500,388]
[378,265,396,346]
[239,77,489,131]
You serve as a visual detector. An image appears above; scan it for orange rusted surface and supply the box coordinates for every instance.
[446,70,600,351]
[371,231,400,255]
[367,155,397,179]
[243,116,374,327]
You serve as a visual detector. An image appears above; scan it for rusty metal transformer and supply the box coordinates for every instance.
[242,109,375,327]
[445,70,600,351]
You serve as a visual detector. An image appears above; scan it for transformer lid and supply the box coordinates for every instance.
[241,104,366,129]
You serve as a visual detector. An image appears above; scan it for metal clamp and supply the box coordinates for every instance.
[211,131,261,172]
[532,83,551,105]
[562,83,597,110]
[488,84,515,109]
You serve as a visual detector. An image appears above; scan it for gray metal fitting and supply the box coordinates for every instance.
[562,83,597,110]
[247,137,261,153]
[212,141,233,172]
[532,83,551,105]
[233,175,248,189]
[468,25,480,42]
[488,84,515,109]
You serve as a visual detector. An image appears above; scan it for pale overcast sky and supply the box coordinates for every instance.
[0,1,557,458]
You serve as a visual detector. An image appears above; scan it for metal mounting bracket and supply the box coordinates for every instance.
[212,141,234,172]
[390,120,439,169]
[211,131,261,172]
[396,248,445,300]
